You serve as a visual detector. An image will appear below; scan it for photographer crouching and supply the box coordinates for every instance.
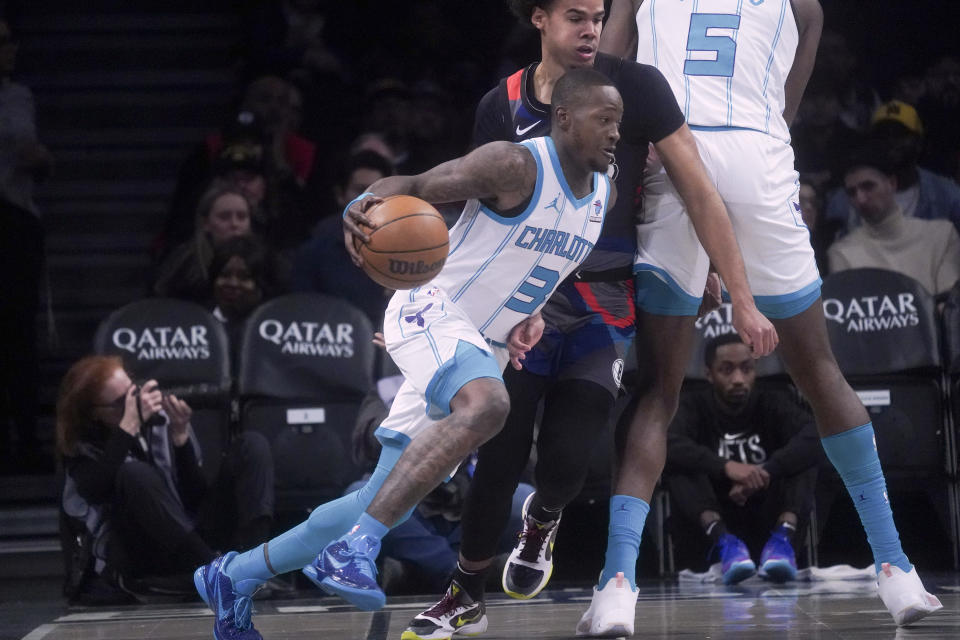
[56,355,274,603]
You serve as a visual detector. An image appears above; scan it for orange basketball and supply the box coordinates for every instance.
[356,195,449,290]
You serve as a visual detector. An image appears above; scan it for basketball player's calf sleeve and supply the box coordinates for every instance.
[225,442,406,586]
[224,485,375,587]
[820,423,910,573]
[599,495,650,590]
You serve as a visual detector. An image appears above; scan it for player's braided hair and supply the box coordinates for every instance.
[508,0,558,24]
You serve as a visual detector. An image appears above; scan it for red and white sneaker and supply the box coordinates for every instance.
[575,572,638,638]
[876,563,943,626]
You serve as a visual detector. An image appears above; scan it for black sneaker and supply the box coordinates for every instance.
[401,580,488,640]
[501,492,560,599]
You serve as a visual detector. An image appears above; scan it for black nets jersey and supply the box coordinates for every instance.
[473,53,685,274]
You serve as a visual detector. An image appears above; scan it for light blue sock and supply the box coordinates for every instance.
[225,441,406,591]
[821,423,911,573]
[346,511,390,544]
[598,495,649,590]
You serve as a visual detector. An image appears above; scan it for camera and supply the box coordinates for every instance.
[132,383,169,430]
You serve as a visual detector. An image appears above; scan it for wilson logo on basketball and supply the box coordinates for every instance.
[387,258,445,276]
[258,320,356,357]
[112,326,210,361]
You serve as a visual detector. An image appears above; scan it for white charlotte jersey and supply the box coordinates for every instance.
[429,136,611,344]
[636,0,798,142]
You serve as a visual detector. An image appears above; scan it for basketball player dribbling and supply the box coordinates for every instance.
[193,68,623,640]
[577,0,943,635]
[404,2,778,638]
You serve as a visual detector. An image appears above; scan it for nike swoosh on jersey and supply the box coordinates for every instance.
[516,121,542,136]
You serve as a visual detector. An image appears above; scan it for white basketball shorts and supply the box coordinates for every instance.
[634,128,821,318]
[374,284,507,448]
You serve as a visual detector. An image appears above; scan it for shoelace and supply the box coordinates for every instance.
[423,588,469,619]
[233,593,253,631]
[517,517,552,563]
[335,543,379,580]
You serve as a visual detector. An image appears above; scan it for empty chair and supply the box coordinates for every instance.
[237,293,376,520]
[822,267,956,568]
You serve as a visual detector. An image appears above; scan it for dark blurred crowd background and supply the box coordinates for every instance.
[1,0,960,600]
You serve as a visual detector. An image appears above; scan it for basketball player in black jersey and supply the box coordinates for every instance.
[396,2,777,639]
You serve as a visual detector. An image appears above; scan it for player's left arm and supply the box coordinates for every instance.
[654,126,778,356]
[598,0,642,59]
[783,0,823,126]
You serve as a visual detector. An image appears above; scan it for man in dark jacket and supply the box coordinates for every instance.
[665,333,822,584]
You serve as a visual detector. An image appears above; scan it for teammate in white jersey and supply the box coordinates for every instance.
[577,0,943,635]
[193,68,622,639]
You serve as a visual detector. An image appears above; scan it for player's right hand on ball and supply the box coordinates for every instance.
[342,194,383,267]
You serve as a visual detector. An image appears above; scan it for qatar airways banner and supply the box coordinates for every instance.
[821,269,939,376]
[239,293,375,399]
[93,299,230,389]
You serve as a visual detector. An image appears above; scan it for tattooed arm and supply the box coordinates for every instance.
[342,142,536,265]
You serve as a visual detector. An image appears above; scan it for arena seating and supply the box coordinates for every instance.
[236,293,375,522]
[823,268,958,569]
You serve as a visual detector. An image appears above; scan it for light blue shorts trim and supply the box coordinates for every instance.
[720,278,822,319]
[374,426,413,450]
[633,264,701,316]
[424,339,503,419]
[754,278,822,318]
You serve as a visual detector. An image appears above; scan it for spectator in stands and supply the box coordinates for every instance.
[349,131,397,166]
[664,334,821,584]
[291,150,395,327]
[790,75,860,194]
[57,355,274,600]
[163,76,316,255]
[348,362,533,594]
[0,17,54,473]
[238,75,317,187]
[824,101,960,234]
[404,80,466,174]
[209,234,288,377]
[828,146,960,298]
[811,30,880,133]
[154,181,254,304]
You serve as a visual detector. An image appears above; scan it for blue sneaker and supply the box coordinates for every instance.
[713,534,756,585]
[194,552,263,640]
[759,528,797,583]
[302,534,385,611]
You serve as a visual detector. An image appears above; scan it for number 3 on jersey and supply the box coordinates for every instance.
[505,266,559,314]
[684,13,741,77]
